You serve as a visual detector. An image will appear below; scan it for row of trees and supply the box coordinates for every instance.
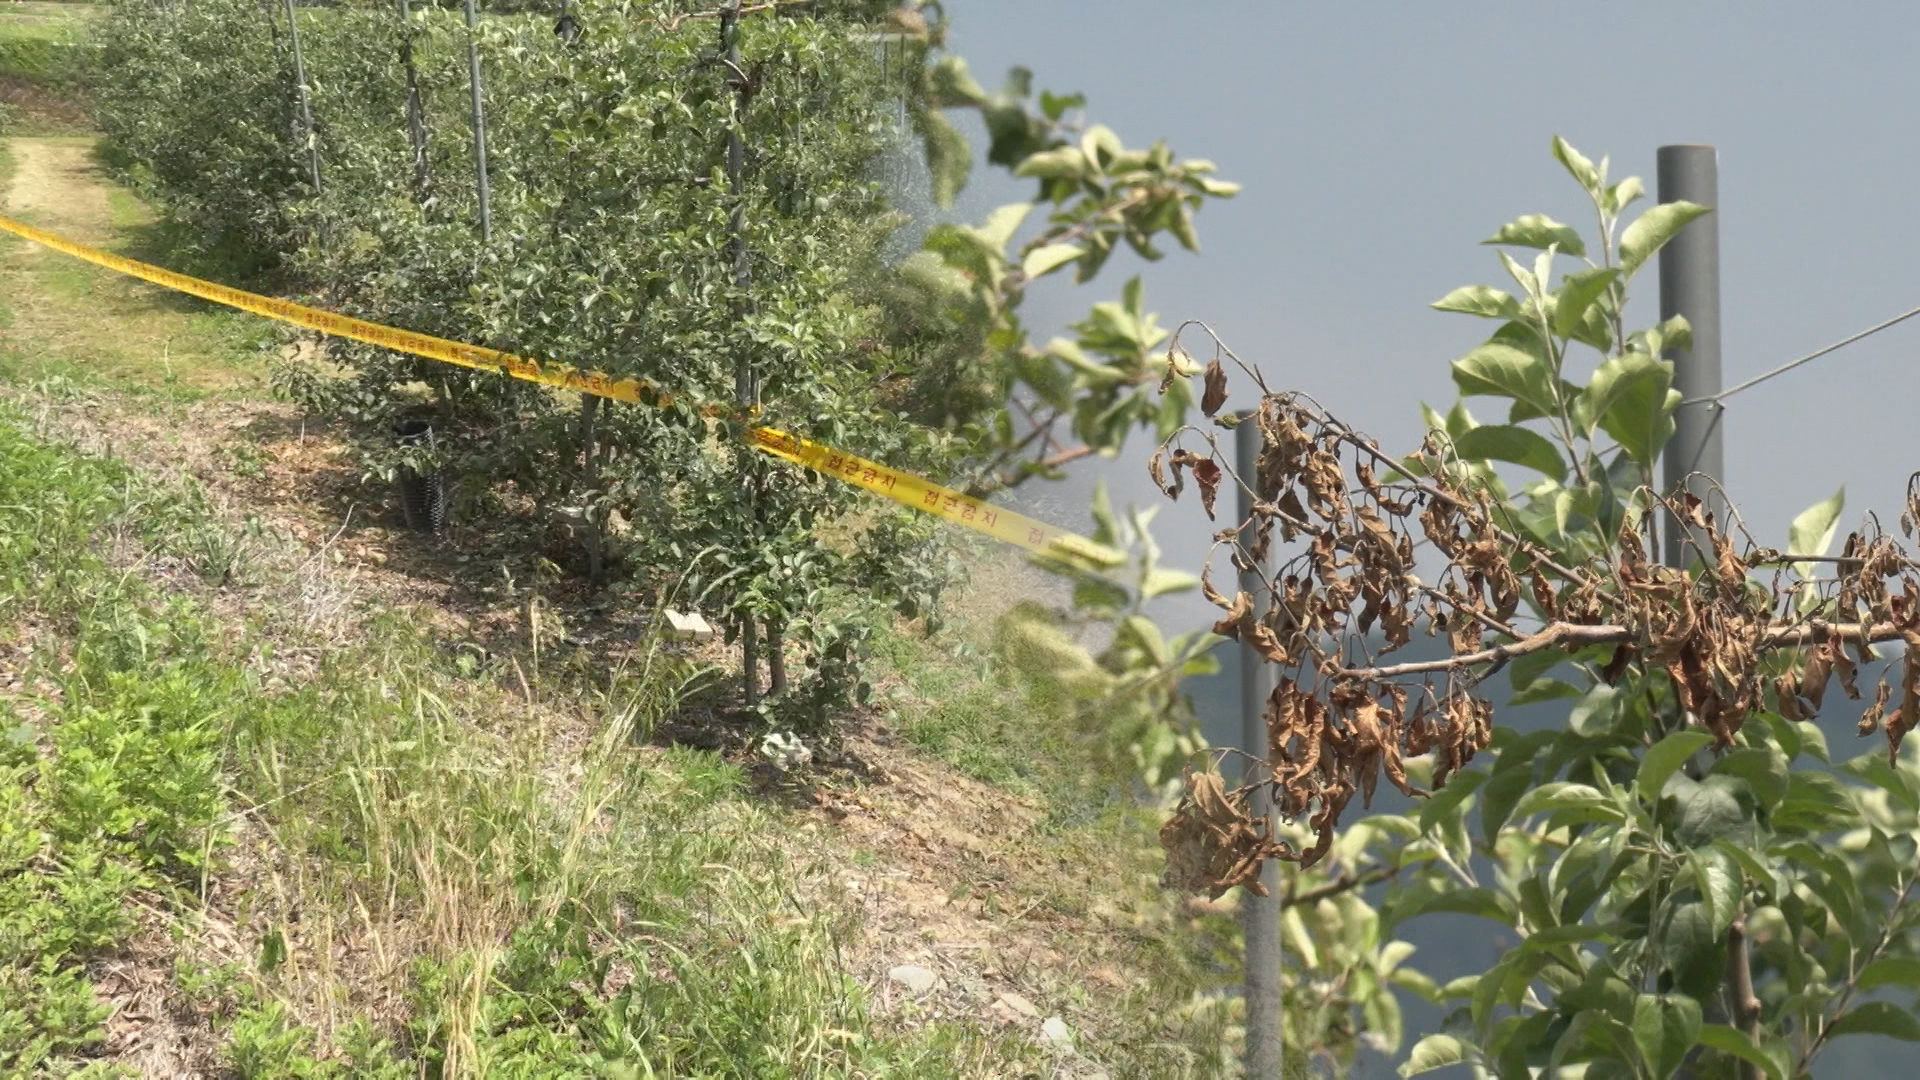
[93,0,1236,749]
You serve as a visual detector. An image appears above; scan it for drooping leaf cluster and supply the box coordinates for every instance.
[1152,139,1920,1078]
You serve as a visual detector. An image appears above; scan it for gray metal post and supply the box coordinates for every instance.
[1657,145,1724,566]
[1236,417,1284,1077]
[721,0,760,705]
[463,0,492,242]
[282,0,321,194]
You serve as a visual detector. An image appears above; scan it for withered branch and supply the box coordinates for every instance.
[1152,348,1920,892]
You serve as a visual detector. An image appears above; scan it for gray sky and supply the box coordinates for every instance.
[942,1,1920,635]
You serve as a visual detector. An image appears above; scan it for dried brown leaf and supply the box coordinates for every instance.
[1201,357,1229,417]
[1194,459,1223,520]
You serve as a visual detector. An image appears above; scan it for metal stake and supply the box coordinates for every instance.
[282,0,321,194]
[1236,414,1284,1077]
[463,0,492,242]
[1657,145,1724,565]
[722,0,760,705]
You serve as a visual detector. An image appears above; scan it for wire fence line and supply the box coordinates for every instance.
[1682,301,1920,406]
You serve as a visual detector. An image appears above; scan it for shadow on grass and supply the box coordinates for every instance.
[85,140,295,310]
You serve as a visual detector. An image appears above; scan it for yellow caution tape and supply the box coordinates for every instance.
[747,427,1121,565]
[0,214,682,409]
[0,213,1124,567]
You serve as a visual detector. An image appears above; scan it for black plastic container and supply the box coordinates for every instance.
[393,418,447,533]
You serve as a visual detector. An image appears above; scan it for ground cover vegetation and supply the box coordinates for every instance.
[2,400,1212,1075]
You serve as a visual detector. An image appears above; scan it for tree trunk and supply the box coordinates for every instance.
[767,619,787,696]
[577,394,604,583]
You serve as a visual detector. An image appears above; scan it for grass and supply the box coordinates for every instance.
[0,406,1078,1076]
[0,1,94,83]
[0,138,280,402]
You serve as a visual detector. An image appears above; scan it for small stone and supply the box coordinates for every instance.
[1039,1016,1073,1050]
[995,992,1040,1018]
[664,609,715,641]
[888,964,937,994]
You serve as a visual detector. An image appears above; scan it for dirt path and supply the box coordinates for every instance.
[6,136,115,241]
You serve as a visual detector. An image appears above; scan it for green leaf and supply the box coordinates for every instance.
[1449,424,1566,481]
[1452,343,1560,419]
[1570,683,1622,736]
[1845,750,1920,809]
[1775,770,1854,833]
[1828,1002,1920,1042]
[1796,720,1831,763]
[1859,956,1920,991]
[1481,764,1535,845]
[1553,136,1601,194]
[1046,338,1124,384]
[1511,781,1627,825]
[1696,1024,1786,1080]
[1392,885,1517,927]
[1620,201,1712,279]
[1638,730,1712,804]
[1508,647,1566,692]
[1418,769,1485,835]
[1432,285,1521,320]
[1400,1034,1473,1077]
[1787,486,1845,578]
[1670,774,1754,849]
[1509,677,1582,707]
[1484,214,1587,258]
[920,109,972,208]
[1021,242,1084,280]
[1688,847,1742,938]
[1711,839,1780,901]
[974,202,1033,256]
[1582,351,1678,465]
[1632,994,1703,1079]
[1605,175,1646,217]
[1553,267,1620,338]
[926,56,989,106]
[1139,567,1198,600]
[1012,146,1085,181]
[1710,747,1790,810]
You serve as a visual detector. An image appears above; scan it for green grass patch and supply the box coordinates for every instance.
[0,141,281,402]
[0,409,1065,1076]
[0,2,95,83]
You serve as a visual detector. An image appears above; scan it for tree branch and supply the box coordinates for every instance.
[1801,871,1918,1071]
[1725,917,1764,1080]
[659,0,812,31]
[1284,865,1398,908]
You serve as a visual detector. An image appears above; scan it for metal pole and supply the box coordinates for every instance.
[282,0,321,194]
[1236,416,1284,1077]
[1657,145,1724,566]
[722,0,760,705]
[463,0,492,242]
